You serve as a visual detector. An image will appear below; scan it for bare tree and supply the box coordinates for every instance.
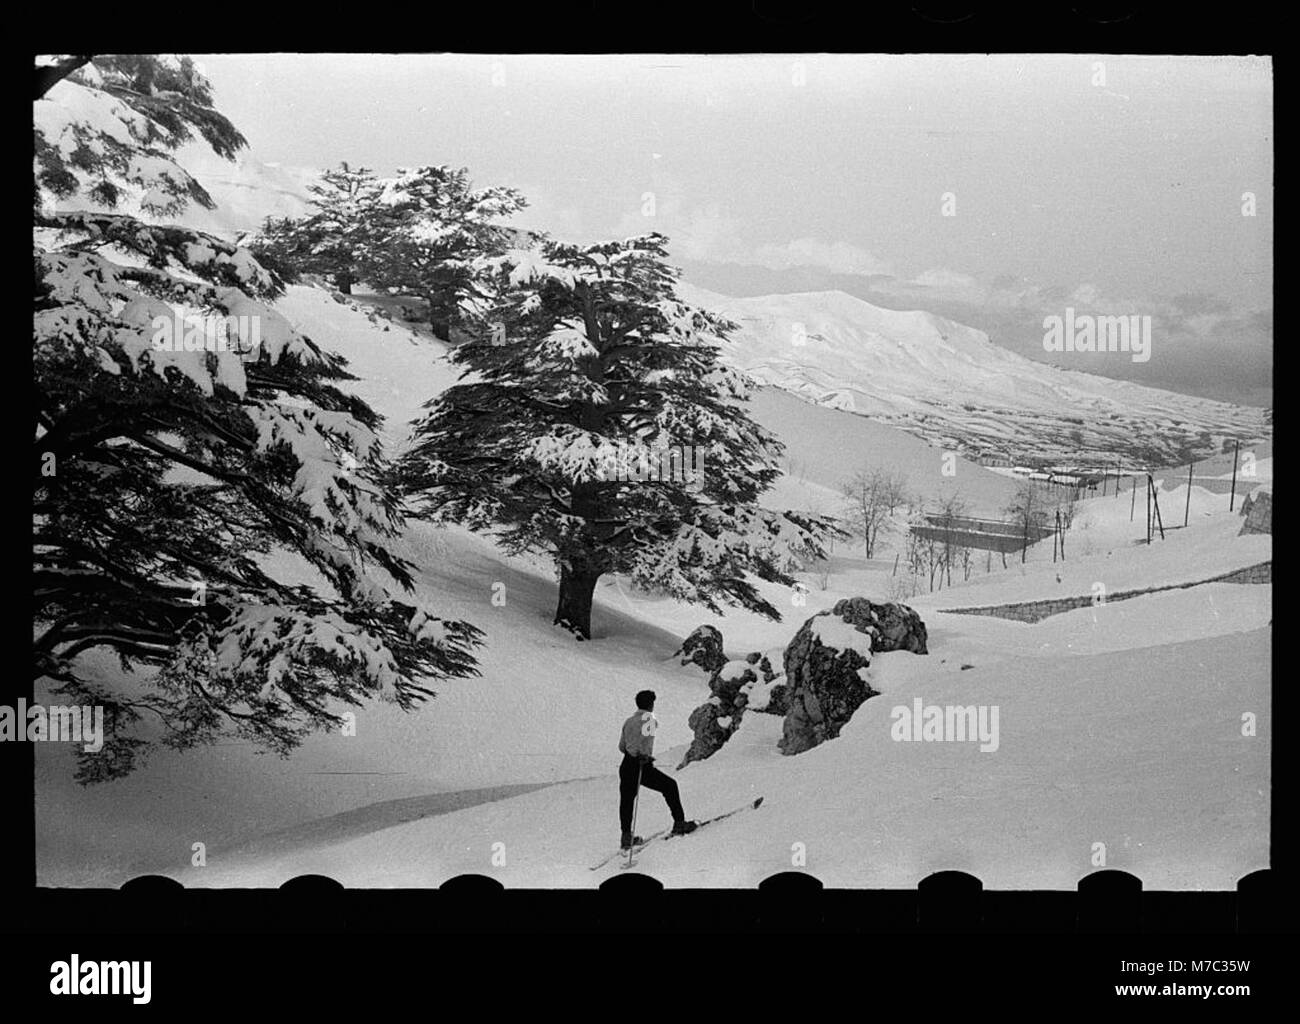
[932,491,970,587]
[1057,493,1077,529]
[882,471,909,517]
[841,468,908,559]
[926,535,942,592]
[1004,481,1050,564]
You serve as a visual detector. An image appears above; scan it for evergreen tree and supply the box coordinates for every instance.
[35,53,246,215]
[246,163,380,294]
[360,166,527,340]
[399,233,840,640]
[34,55,480,782]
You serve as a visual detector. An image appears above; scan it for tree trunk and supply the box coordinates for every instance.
[334,271,354,295]
[430,311,451,342]
[554,564,601,640]
[427,291,454,342]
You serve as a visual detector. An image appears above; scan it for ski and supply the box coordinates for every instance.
[618,797,764,870]
[588,827,669,871]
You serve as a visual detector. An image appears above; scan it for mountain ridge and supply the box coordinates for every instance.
[677,281,1268,468]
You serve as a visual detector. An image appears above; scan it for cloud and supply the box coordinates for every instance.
[608,200,893,280]
[674,204,744,262]
[903,267,987,303]
[586,209,1268,381]
[603,189,886,277]
[749,237,892,277]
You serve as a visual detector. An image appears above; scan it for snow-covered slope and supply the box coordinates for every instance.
[37,75,318,240]
[170,141,317,239]
[173,619,1269,890]
[747,386,1025,517]
[677,283,1269,469]
[34,280,1270,890]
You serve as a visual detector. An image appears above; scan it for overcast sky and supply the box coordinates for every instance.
[194,53,1272,406]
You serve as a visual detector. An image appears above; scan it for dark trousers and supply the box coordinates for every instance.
[619,755,684,833]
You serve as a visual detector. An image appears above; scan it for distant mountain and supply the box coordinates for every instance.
[676,283,1269,469]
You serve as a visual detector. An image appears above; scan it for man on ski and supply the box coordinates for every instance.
[619,690,697,850]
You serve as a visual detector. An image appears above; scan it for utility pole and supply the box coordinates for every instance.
[1149,474,1165,541]
[1146,475,1151,543]
[1184,461,1194,527]
[1130,475,1137,522]
[1229,440,1240,511]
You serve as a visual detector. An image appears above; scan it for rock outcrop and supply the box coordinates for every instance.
[674,624,727,676]
[779,599,927,756]
[737,650,789,716]
[827,597,928,654]
[679,657,760,767]
[678,600,926,764]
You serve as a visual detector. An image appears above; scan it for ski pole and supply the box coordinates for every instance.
[626,760,644,868]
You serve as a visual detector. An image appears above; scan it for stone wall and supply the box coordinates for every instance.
[940,561,1272,623]
[1217,561,1273,584]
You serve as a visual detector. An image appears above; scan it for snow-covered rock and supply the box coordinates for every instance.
[737,649,788,716]
[781,615,874,756]
[679,651,757,768]
[827,597,929,655]
[673,624,728,677]
[779,599,926,755]
[678,640,788,767]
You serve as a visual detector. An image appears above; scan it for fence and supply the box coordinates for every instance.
[910,514,1055,555]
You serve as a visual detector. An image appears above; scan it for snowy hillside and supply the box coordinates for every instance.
[172,619,1269,890]
[34,280,1271,890]
[37,77,317,240]
[748,387,1024,517]
[169,453,1269,889]
[169,141,318,239]
[677,283,1269,469]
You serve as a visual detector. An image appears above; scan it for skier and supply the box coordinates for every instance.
[619,690,697,850]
